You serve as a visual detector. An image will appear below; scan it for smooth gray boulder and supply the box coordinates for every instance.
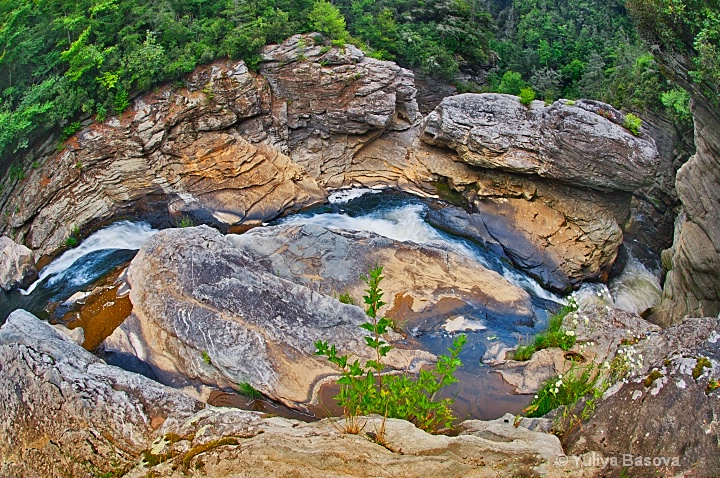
[113,224,536,408]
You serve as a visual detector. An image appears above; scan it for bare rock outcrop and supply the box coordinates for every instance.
[1,309,579,478]
[0,236,37,290]
[421,94,659,191]
[562,316,720,477]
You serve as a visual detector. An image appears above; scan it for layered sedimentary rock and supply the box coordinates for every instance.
[660,98,720,322]
[109,224,535,407]
[421,95,658,191]
[1,310,576,478]
[0,34,420,258]
[0,35,661,293]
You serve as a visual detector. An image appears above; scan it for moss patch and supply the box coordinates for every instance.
[643,370,663,387]
[693,357,711,380]
[182,437,240,468]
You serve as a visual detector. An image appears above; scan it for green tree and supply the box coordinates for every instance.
[307,0,348,41]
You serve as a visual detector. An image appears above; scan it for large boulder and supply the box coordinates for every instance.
[0,236,37,290]
[421,94,659,192]
[0,310,577,477]
[562,316,720,477]
[109,223,537,408]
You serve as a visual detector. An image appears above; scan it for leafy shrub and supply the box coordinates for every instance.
[316,266,466,434]
[337,292,354,305]
[519,87,536,106]
[497,71,527,96]
[623,113,642,136]
[61,121,82,141]
[8,164,25,181]
[176,216,195,228]
[523,365,596,418]
[238,382,262,399]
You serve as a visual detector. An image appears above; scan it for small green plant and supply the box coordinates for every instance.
[707,379,720,394]
[523,365,597,418]
[113,88,129,113]
[176,216,195,228]
[623,113,642,136]
[519,87,536,106]
[337,292,355,305]
[31,161,39,169]
[8,164,25,181]
[319,46,331,55]
[566,100,576,106]
[61,121,82,140]
[238,381,262,399]
[316,266,466,435]
[96,105,107,123]
[66,225,81,248]
[201,351,212,365]
[75,160,83,170]
[512,299,578,361]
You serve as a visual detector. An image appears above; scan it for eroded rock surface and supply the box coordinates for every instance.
[0,34,420,258]
[422,94,658,191]
[659,98,720,322]
[1,309,581,478]
[562,316,720,477]
[0,236,37,290]
[110,223,537,408]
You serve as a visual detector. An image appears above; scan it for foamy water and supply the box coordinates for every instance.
[609,256,662,314]
[279,192,562,303]
[22,221,158,295]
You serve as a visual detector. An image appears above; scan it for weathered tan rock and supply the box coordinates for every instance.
[0,34,421,258]
[421,94,659,191]
[0,235,37,290]
[1,309,586,478]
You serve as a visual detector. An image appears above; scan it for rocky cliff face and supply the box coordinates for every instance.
[659,97,720,323]
[0,34,420,258]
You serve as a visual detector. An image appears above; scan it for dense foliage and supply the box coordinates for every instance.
[626,0,720,105]
[486,0,676,109]
[0,0,704,168]
[0,0,332,167]
[335,0,494,78]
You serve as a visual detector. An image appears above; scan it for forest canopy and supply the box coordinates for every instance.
[0,0,707,166]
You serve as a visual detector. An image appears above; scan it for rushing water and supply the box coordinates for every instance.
[0,221,157,323]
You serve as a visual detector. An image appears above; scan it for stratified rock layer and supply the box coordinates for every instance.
[1,310,576,478]
[421,94,658,191]
[660,99,720,322]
